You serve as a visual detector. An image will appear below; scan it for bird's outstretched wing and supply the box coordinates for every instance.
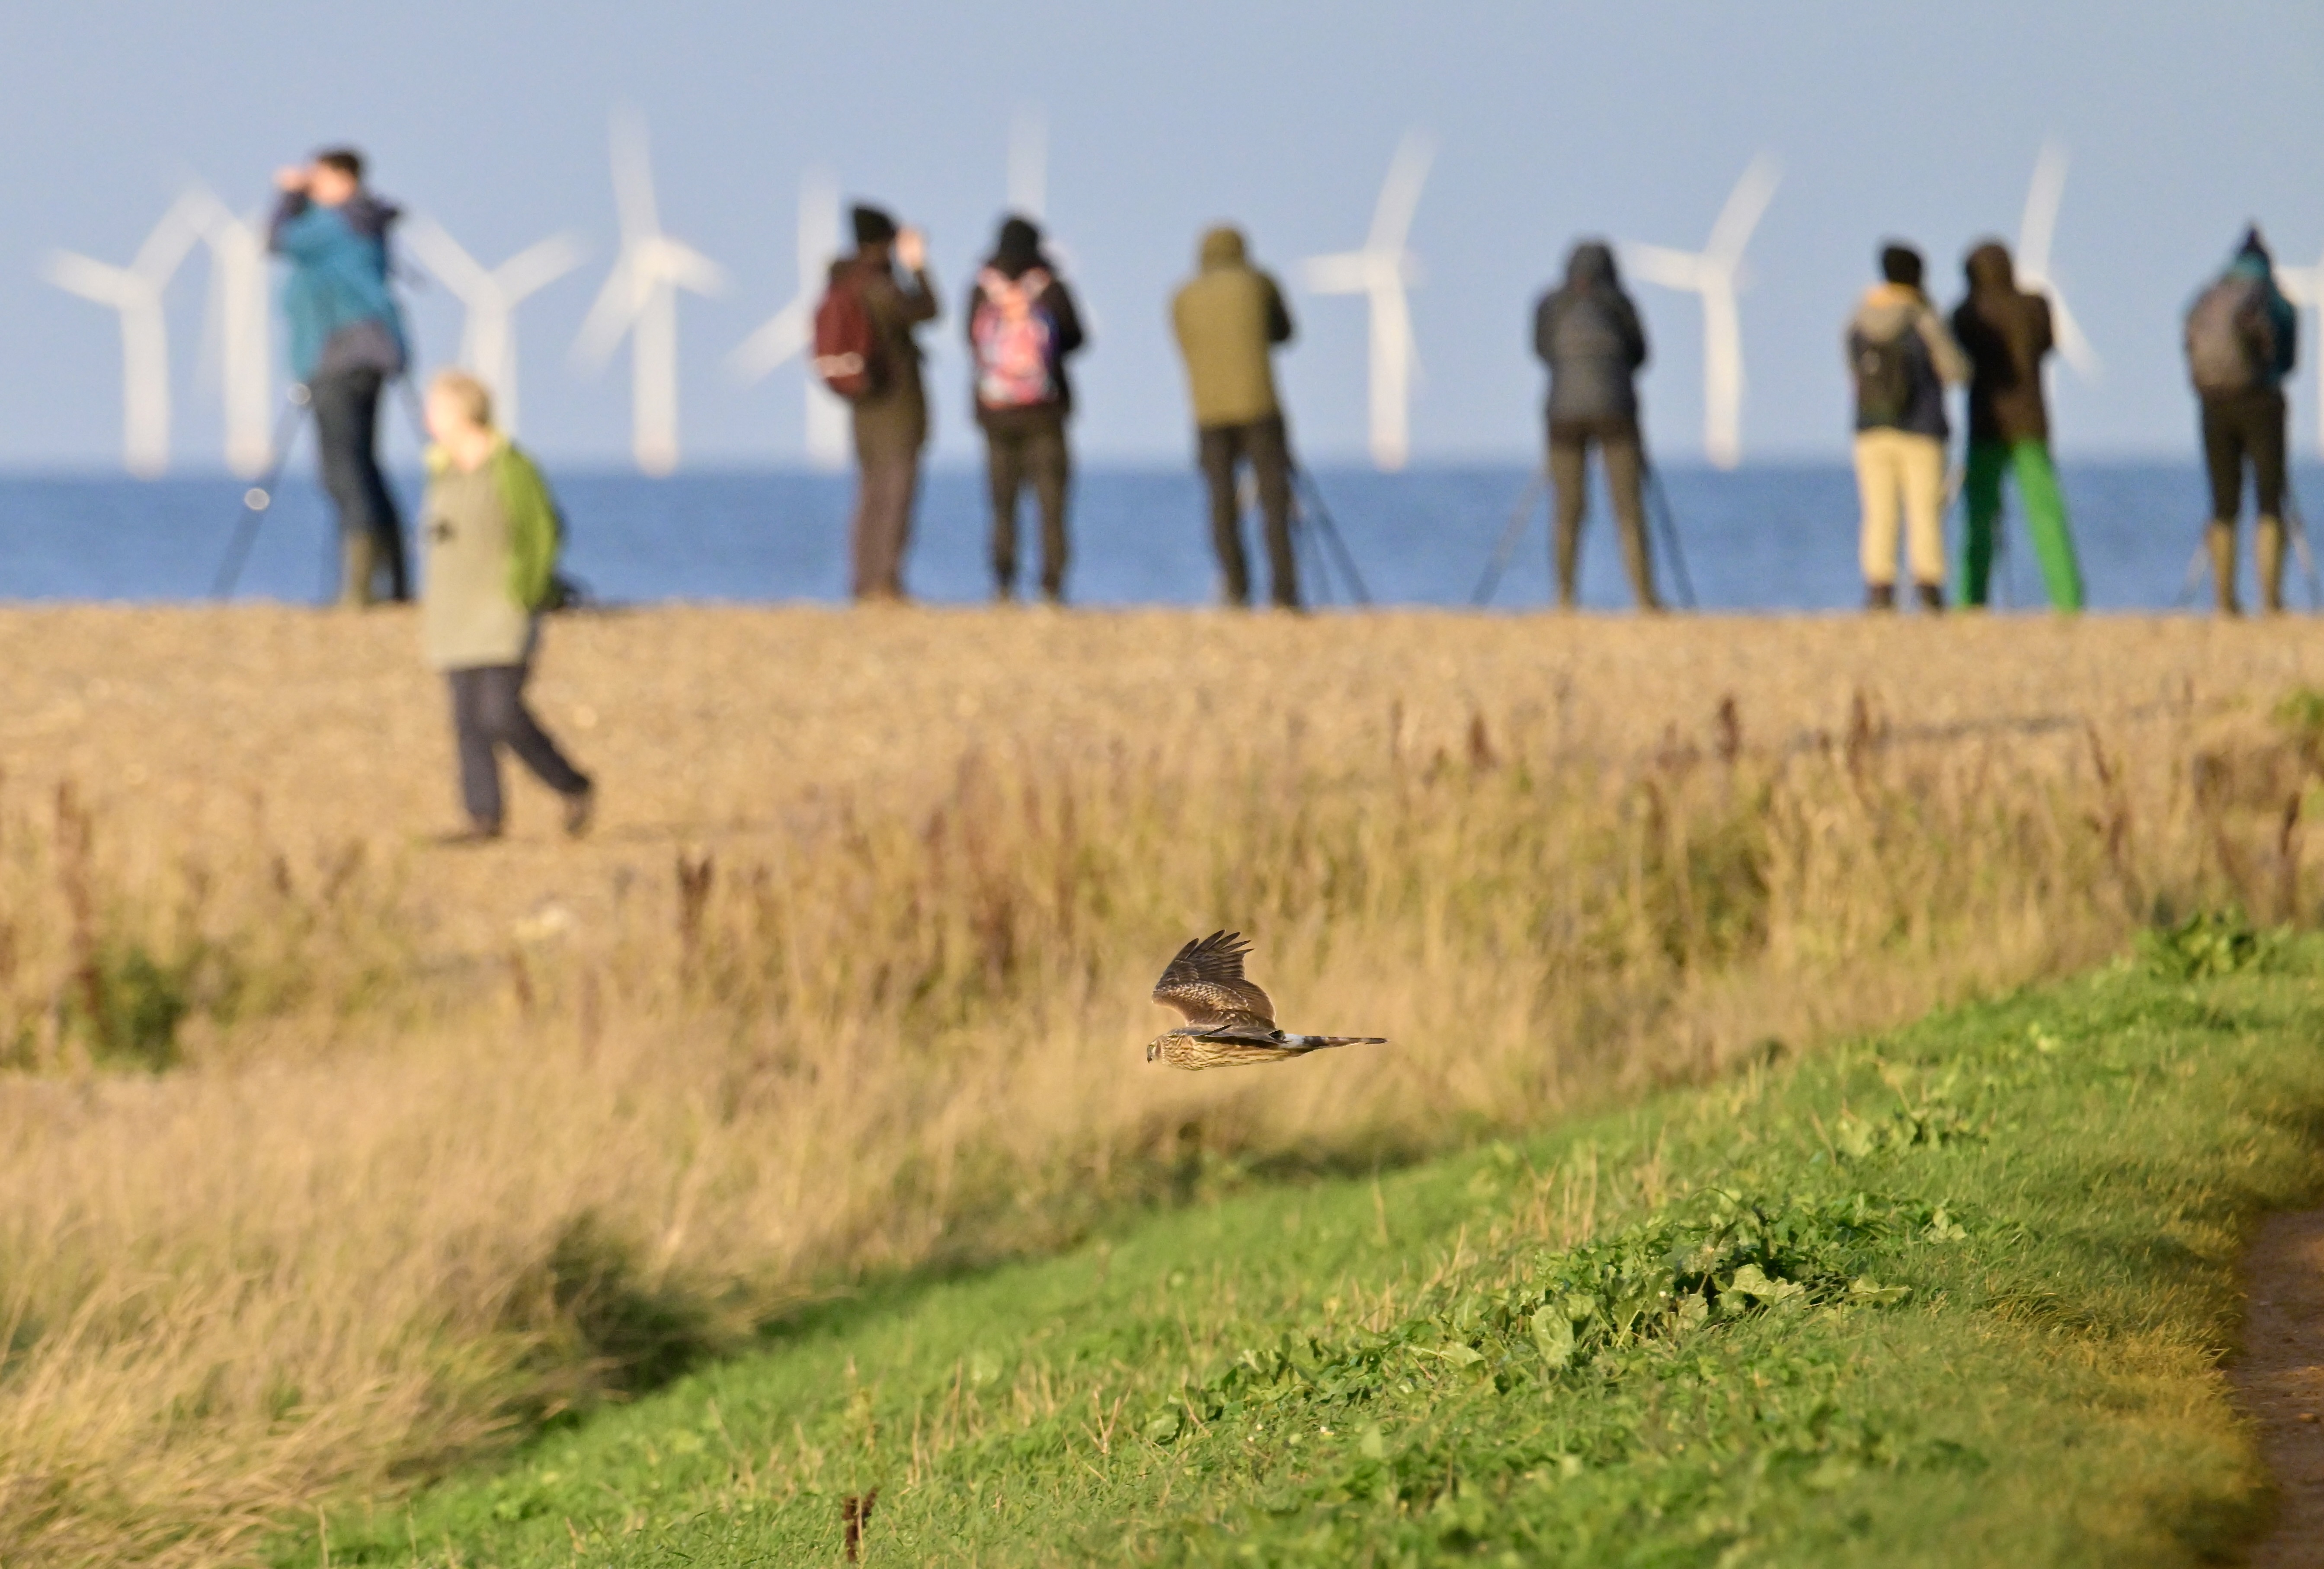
[1152,930,1277,1030]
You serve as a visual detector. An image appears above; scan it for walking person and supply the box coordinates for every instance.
[418,370,593,843]
[1847,243,1969,611]
[1952,242,2084,611]
[1170,227,1299,608]
[827,205,938,602]
[269,147,411,607]
[1532,241,1657,610]
[2185,227,2299,615]
[967,215,1086,604]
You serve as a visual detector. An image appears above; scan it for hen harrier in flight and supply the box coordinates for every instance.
[1146,931,1386,1070]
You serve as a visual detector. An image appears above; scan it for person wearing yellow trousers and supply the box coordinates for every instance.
[1953,243,2083,610]
[1846,244,1969,611]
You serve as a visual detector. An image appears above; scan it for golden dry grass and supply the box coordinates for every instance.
[1,603,2322,1565]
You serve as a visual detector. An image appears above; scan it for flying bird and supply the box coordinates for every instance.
[1145,931,1385,1070]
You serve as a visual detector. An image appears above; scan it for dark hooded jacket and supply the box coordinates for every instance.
[1951,243,2054,444]
[965,222,1087,422]
[1171,227,1294,428]
[1532,243,1649,429]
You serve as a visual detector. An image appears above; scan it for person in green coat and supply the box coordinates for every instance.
[1171,226,1299,608]
[1951,241,2084,611]
[418,370,593,842]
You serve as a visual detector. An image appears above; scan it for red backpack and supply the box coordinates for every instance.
[812,269,887,401]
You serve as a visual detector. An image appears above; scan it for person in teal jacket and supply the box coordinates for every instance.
[270,147,411,606]
[418,369,593,843]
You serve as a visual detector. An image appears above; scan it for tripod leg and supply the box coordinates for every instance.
[1473,473,1543,606]
[1642,462,1697,610]
[1294,469,1373,604]
[212,392,311,600]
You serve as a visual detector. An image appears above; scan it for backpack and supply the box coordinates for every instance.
[1852,329,1919,428]
[2185,275,2273,396]
[812,269,886,401]
[971,268,1060,409]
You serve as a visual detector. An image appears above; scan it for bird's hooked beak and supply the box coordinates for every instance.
[1145,1040,1160,1063]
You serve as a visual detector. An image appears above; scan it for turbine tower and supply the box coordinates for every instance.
[1624,153,1782,471]
[2278,248,2324,454]
[573,110,727,476]
[727,170,847,470]
[1301,131,1433,472]
[2017,141,2100,380]
[44,193,209,477]
[1008,105,1047,221]
[403,215,585,438]
[184,188,274,477]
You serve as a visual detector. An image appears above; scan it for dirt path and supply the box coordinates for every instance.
[2237,1211,2324,1565]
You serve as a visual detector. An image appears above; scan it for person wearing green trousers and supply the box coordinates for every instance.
[1951,242,2084,610]
[1961,438,2081,609]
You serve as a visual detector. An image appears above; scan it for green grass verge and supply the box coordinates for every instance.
[301,930,2324,1566]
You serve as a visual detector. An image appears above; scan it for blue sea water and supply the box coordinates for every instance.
[0,461,2315,613]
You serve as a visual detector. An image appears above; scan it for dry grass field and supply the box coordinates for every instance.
[2,602,2323,1565]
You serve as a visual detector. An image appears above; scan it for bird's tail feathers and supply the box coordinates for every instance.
[1284,1034,1387,1050]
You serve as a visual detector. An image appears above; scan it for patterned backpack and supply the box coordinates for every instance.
[971,267,1059,409]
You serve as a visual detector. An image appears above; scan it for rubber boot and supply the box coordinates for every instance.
[2207,521,2241,616]
[1915,582,1946,615]
[2258,517,2287,614]
[339,529,379,608]
[1865,583,1896,612]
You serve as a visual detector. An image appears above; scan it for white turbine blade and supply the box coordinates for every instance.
[609,108,662,241]
[2044,283,2102,379]
[400,214,493,297]
[134,192,209,284]
[1366,130,1434,256]
[1008,104,1047,220]
[44,252,137,306]
[728,297,811,383]
[493,233,587,304]
[571,257,643,367]
[1621,243,1704,292]
[1301,252,1371,293]
[1704,154,1781,268]
[2017,141,2068,284]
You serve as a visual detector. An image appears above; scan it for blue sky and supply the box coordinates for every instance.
[3,1,2321,473]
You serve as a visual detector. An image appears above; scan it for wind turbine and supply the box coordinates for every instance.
[727,170,847,470]
[44,193,209,476]
[403,216,585,438]
[1624,154,1781,471]
[183,187,274,476]
[2279,248,2324,454]
[1301,131,1433,472]
[1008,105,1047,221]
[573,111,727,476]
[2017,141,2100,380]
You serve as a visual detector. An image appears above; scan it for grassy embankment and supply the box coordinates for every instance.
[312,919,2324,1567]
[2,609,2322,1563]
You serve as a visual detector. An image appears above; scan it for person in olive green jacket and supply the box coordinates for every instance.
[839,204,940,601]
[418,369,593,842]
[1171,226,1299,607]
